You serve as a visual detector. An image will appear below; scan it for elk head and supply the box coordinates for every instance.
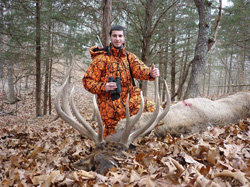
[55,64,170,174]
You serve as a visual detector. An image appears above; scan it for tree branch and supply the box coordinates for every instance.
[150,0,179,36]
[171,55,199,100]
[208,0,222,51]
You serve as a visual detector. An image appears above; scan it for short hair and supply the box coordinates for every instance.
[109,25,126,36]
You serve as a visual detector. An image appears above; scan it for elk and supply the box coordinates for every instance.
[55,64,171,174]
[117,91,250,138]
[154,92,250,137]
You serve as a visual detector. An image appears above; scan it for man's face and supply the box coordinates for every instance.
[110,30,125,48]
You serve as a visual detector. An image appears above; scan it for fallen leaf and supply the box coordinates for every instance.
[138,175,156,187]
[76,170,95,180]
[129,169,141,183]
[214,170,250,186]
[27,143,44,159]
[207,147,219,165]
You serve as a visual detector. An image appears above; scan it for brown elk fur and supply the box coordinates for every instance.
[73,141,127,174]
[118,92,250,137]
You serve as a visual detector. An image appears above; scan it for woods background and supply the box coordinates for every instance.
[1,1,250,186]
[0,0,249,117]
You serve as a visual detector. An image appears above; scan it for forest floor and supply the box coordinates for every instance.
[0,62,250,186]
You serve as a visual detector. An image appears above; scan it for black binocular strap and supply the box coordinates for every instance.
[126,53,136,87]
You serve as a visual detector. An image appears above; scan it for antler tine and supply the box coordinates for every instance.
[93,95,104,142]
[55,62,103,144]
[139,79,171,137]
[155,80,171,122]
[61,68,74,119]
[126,87,160,146]
[55,76,90,139]
[120,92,144,145]
[69,88,102,144]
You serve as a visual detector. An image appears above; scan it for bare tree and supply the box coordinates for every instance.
[239,1,248,89]
[43,31,50,115]
[184,0,222,99]
[139,0,179,97]
[43,1,53,115]
[0,63,3,79]
[6,62,17,104]
[0,34,4,79]
[102,0,112,46]
[140,0,153,97]
[35,0,42,117]
[170,9,176,101]
[176,30,192,100]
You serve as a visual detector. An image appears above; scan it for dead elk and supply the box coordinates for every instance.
[55,67,171,174]
[154,92,250,137]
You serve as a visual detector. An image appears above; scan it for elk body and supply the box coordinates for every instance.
[118,92,250,137]
[55,64,171,174]
[154,92,250,137]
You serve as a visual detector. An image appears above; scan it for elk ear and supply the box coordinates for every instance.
[73,154,95,171]
[95,154,118,174]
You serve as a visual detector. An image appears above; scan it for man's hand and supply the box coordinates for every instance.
[105,82,117,92]
[150,64,160,78]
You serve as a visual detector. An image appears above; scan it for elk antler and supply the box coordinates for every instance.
[140,79,171,137]
[56,63,170,147]
[55,63,104,144]
[55,63,171,174]
[119,77,171,147]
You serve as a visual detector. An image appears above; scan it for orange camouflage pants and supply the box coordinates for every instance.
[100,95,155,138]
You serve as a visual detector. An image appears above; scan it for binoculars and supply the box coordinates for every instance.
[109,77,121,101]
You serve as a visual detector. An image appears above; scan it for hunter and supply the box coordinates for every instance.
[82,25,159,137]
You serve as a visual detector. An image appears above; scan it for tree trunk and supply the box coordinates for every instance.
[35,0,42,117]
[162,54,169,102]
[227,45,233,93]
[202,65,206,96]
[240,6,247,90]
[43,24,51,115]
[178,52,184,100]
[158,45,163,100]
[25,75,29,89]
[48,54,52,114]
[170,11,176,101]
[141,0,153,97]
[177,30,191,100]
[207,56,211,96]
[48,23,54,115]
[184,0,212,99]
[7,63,17,104]
[223,57,228,94]
[102,0,112,46]
[0,63,3,79]
[170,47,176,101]
[162,27,169,102]
[0,34,4,79]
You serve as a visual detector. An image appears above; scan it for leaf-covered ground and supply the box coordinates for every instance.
[0,66,250,186]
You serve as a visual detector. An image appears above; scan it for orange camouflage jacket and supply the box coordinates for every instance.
[82,45,154,132]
